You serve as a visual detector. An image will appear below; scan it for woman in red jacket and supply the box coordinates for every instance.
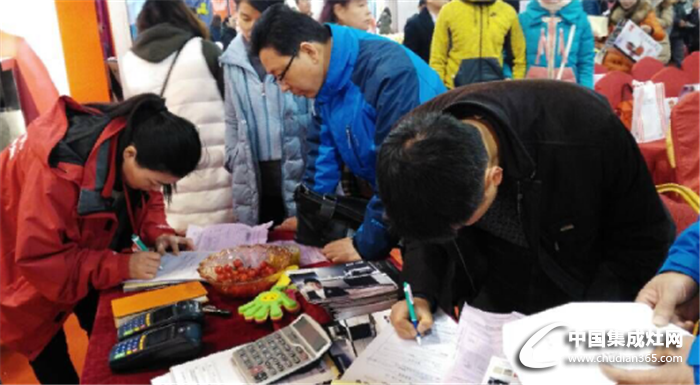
[0,93,201,383]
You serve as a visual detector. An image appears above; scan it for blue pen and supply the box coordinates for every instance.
[131,234,162,271]
[403,282,422,345]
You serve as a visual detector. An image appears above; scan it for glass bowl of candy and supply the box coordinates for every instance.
[198,244,300,298]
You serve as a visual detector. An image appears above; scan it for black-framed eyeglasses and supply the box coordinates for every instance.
[275,50,297,84]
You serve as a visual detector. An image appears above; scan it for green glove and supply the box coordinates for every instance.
[238,287,300,323]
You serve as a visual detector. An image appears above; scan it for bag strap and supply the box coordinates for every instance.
[536,28,546,66]
[557,24,577,79]
[160,43,187,97]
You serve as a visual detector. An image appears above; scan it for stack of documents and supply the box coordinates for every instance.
[287,260,401,320]
[123,251,212,292]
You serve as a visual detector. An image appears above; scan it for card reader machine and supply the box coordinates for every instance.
[109,322,203,372]
[117,300,204,340]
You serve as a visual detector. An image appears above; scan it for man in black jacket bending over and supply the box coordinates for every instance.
[377,80,675,340]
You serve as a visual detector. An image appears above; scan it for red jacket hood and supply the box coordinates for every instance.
[27,96,127,215]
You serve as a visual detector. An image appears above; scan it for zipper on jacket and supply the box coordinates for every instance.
[345,126,363,167]
[479,5,484,83]
[277,87,288,216]
[261,81,273,160]
[516,170,538,218]
[453,239,477,294]
[517,181,523,216]
[241,72,260,160]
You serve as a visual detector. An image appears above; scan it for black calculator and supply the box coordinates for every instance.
[109,322,203,372]
[230,314,332,384]
[117,300,204,340]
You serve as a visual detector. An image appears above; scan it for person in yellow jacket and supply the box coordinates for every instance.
[430,0,527,88]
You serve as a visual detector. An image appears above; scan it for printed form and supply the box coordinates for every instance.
[341,310,458,384]
[442,304,523,383]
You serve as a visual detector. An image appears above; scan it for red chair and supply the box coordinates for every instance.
[682,51,699,84]
[594,71,634,109]
[639,139,676,185]
[668,91,700,194]
[651,67,691,97]
[659,193,698,235]
[631,57,665,82]
[594,63,609,74]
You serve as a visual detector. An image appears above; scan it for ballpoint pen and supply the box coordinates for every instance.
[131,234,162,271]
[403,282,422,345]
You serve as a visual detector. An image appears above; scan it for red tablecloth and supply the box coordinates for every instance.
[80,231,332,384]
[80,285,331,384]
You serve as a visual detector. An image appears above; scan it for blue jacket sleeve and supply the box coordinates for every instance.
[576,16,596,89]
[659,221,700,283]
[353,65,434,260]
[303,111,342,194]
[353,195,399,260]
[657,221,699,382]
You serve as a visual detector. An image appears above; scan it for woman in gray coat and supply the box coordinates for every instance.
[221,0,313,228]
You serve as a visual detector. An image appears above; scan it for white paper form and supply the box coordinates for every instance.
[186,222,272,251]
[125,251,212,285]
[160,348,336,385]
[502,302,692,385]
[151,371,176,385]
[442,304,524,384]
[168,348,247,384]
[341,310,459,384]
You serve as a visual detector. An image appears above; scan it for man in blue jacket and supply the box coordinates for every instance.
[602,221,699,384]
[250,4,446,262]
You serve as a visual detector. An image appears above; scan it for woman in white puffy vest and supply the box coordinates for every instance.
[121,0,234,232]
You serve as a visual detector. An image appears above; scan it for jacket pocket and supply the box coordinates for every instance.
[539,219,598,297]
[454,58,505,87]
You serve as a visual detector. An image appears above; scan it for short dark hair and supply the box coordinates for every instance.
[250,4,330,57]
[90,94,202,201]
[376,112,489,242]
[137,0,210,39]
[235,0,285,14]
